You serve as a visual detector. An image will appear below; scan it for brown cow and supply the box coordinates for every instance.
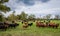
[48,23,59,28]
[23,22,28,28]
[36,21,47,27]
[36,21,59,28]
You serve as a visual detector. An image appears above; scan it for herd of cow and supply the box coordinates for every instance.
[36,21,59,28]
[0,20,59,31]
[22,21,59,29]
[0,22,19,31]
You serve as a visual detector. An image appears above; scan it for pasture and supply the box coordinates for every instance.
[0,20,60,36]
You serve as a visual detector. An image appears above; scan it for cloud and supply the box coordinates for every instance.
[16,0,50,5]
[20,0,35,5]
[5,0,50,11]
[39,0,50,2]
[4,0,60,18]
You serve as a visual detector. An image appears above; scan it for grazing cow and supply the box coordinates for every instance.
[4,21,19,28]
[36,21,47,27]
[48,23,59,28]
[0,21,19,31]
[0,22,4,25]
[36,21,40,27]
[0,22,8,31]
[22,21,23,24]
[22,20,27,24]
[8,23,19,28]
[7,21,19,28]
[23,22,28,28]
[28,23,33,26]
[0,25,7,31]
[36,21,41,27]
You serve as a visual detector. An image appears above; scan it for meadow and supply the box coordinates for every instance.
[0,20,60,36]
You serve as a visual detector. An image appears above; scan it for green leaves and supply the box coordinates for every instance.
[16,11,28,20]
[0,13,3,22]
[0,0,9,4]
[46,14,51,19]
[0,0,10,13]
[0,5,10,13]
[20,11,28,20]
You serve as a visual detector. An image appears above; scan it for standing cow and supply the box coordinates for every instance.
[23,22,28,29]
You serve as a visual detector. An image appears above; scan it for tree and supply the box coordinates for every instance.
[7,11,17,21]
[28,14,35,21]
[0,12,5,22]
[0,0,10,21]
[55,15,60,19]
[0,13,3,21]
[20,11,28,20]
[46,14,51,19]
[0,0,10,13]
[17,15,21,20]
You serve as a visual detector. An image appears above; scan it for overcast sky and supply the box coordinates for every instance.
[4,0,60,17]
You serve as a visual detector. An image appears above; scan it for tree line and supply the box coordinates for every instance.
[0,11,60,22]
[0,0,60,22]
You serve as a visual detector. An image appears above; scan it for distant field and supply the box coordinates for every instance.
[0,20,60,36]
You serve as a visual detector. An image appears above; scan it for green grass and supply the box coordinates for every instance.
[0,20,60,36]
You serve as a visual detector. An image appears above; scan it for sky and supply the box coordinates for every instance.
[4,0,60,18]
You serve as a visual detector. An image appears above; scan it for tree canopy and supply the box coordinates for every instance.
[0,0,10,13]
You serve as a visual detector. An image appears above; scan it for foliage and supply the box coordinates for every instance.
[0,0,9,4]
[0,12,5,22]
[0,0,10,13]
[7,11,17,21]
[55,15,60,19]
[17,11,28,20]
[28,14,35,20]
[46,14,51,19]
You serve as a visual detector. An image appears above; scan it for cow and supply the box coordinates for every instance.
[36,21,48,27]
[0,25,7,31]
[28,23,33,26]
[0,22,4,25]
[8,21,19,28]
[23,22,28,28]
[48,23,59,28]
[22,21,23,24]
[4,21,19,28]
[8,23,19,28]
[0,22,8,31]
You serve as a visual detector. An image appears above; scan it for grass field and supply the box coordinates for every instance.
[0,20,60,36]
